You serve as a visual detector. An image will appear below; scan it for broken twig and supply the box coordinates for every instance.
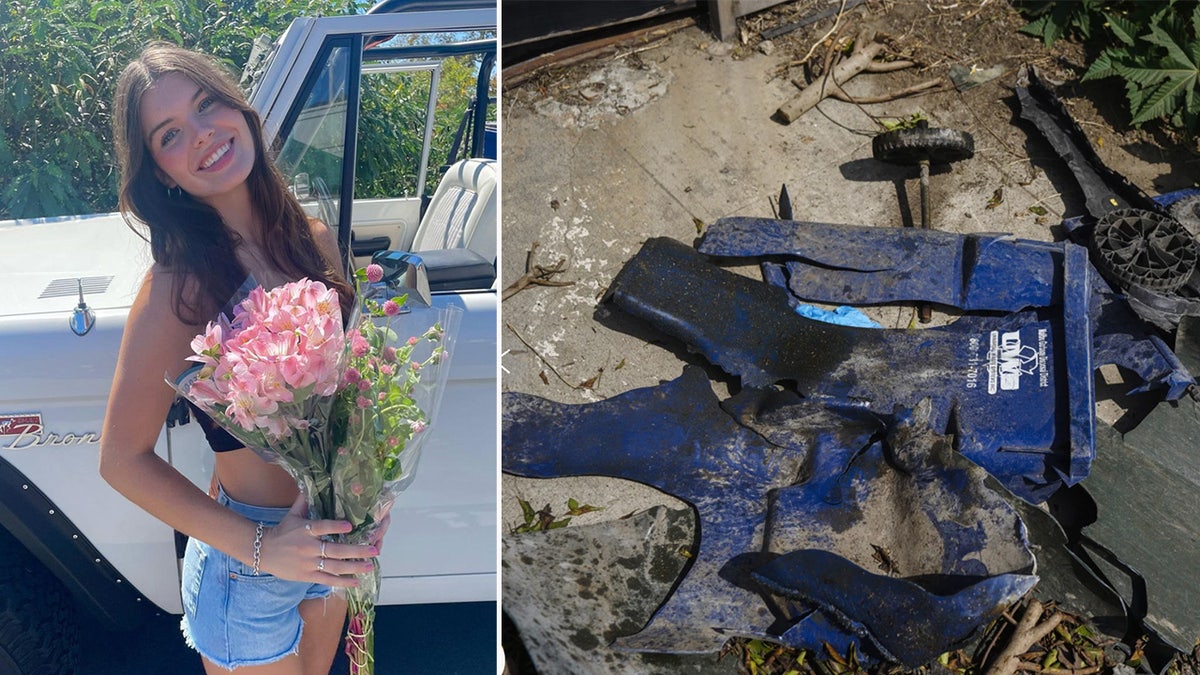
[825,77,951,104]
[983,599,1066,675]
[777,30,917,123]
[793,0,851,67]
[1015,666,1101,675]
[504,322,578,390]
[502,241,575,301]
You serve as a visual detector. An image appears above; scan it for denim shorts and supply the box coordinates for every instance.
[180,486,333,670]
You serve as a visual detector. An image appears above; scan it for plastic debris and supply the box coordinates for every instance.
[503,370,1037,662]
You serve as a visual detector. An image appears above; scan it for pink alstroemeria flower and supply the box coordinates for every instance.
[187,323,224,366]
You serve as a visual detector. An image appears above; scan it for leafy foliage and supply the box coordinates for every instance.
[719,601,1140,675]
[355,35,495,201]
[1082,1,1200,131]
[878,113,928,132]
[0,2,490,219]
[1017,1,1200,134]
[0,0,362,220]
[1015,0,1114,46]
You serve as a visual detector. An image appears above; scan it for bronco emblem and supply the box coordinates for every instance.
[0,413,100,450]
[0,414,41,436]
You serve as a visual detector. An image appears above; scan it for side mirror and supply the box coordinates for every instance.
[370,250,431,308]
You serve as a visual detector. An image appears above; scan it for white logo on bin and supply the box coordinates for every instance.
[987,331,1039,394]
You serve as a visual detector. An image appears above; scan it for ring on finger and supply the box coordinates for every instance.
[320,541,327,559]
[305,523,313,534]
[317,558,326,572]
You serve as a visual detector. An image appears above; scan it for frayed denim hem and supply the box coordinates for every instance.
[179,489,330,669]
[181,614,304,671]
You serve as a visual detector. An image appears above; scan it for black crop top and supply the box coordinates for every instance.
[187,401,245,452]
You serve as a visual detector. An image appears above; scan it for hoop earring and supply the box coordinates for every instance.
[166,185,182,199]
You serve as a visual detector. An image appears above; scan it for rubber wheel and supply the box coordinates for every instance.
[0,527,80,673]
[1092,208,1199,292]
[872,124,975,166]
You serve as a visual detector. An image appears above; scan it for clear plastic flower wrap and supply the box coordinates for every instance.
[169,267,460,675]
[331,266,461,674]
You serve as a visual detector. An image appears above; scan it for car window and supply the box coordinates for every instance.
[356,33,496,205]
[355,63,438,202]
[273,40,352,237]
[346,33,497,274]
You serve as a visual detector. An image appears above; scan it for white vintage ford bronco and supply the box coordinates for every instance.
[0,2,497,670]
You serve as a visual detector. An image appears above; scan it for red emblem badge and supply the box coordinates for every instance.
[0,414,42,436]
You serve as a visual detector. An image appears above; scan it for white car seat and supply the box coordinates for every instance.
[410,158,497,262]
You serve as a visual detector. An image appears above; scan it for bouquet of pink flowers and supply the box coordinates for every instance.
[172,267,459,675]
[176,276,346,520]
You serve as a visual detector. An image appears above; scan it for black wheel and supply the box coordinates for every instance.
[1092,208,1199,292]
[1169,193,1200,237]
[872,122,975,166]
[0,527,79,673]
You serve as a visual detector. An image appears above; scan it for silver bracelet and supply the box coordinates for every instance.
[252,521,265,576]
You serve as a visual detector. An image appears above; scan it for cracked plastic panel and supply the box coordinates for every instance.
[700,217,1193,401]
[699,216,1063,311]
[503,370,1036,663]
[505,367,798,654]
[605,237,1094,503]
[754,550,1035,667]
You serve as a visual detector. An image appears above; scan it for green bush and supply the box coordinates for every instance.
[1082,2,1200,132]
[1017,0,1200,134]
[1017,0,1115,46]
[0,0,362,220]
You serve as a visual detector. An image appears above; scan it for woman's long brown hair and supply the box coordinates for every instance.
[113,43,354,324]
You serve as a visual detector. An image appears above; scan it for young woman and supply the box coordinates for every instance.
[99,43,375,674]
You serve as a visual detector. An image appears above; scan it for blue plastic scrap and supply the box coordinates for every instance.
[503,368,1037,663]
[505,367,797,654]
[732,392,1037,665]
[604,237,1095,503]
[700,217,1064,312]
[700,216,1193,401]
[754,550,1035,667]
[1088,271,1195,401]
